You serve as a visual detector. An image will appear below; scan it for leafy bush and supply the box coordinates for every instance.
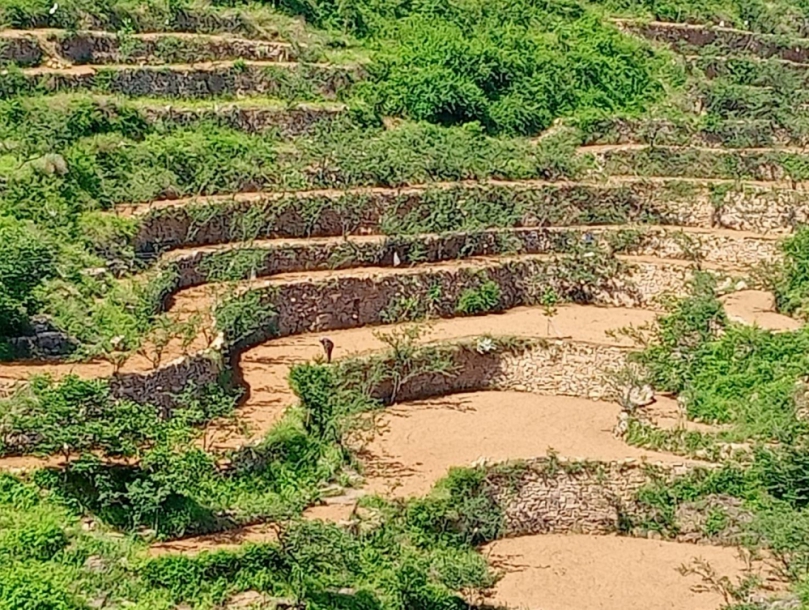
[634,272,727,394]
[288,364,340,441]
[753,443,809,509]
[455,280,502,315]
[0,217,58,336]
[0,375,237,458]
[585,0,809,36]
[0,562,82,610]
[405,466,504,547]
[772,228,809,316]
[279,0,669,135]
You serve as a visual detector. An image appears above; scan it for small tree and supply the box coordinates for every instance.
[372,325,456,403]
[540,287,560,336]
[138,314,176,369]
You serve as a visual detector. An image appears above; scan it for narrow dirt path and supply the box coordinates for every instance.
[721,290,802,331]
[148,523,280,557]
[162,224,780,263]
[0,28,292,45]
[0,302,657,470]
[578,142,809,155]
[22,59,326,76]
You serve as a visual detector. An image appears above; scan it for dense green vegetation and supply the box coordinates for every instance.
[586,0,809,35]
[0,104,584,351]
[633,272,809,442]
[274,0,672,134]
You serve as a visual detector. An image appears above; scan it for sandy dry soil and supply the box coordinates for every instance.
[721,290,801,332]
[360,391,692,498]
[213,304,657,449]
[480,534,782,610]
[2,291,789,465]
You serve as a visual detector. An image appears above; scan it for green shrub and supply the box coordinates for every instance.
[288,364,340,441]
[773,228,809,316]
[455,280,502,315]
[0,562,82,610]
[634,272,727,394]
[753,443,809,509]
[405,466,504,547]
[0,217,58,336]
[290,0,670,135]
[0,516,68,562]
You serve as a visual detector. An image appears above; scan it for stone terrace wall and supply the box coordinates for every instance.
[362,341,631,405]
[30,63,359,98]
[0,35,42,66]
[621,21,809,63]
[141,104,345,136]
[486,458,694,536]
[17,242,739,409]
[132,181,806,254]
[609,226,780,267]
[54,31,294,65]
[579,117,799,149]
[109,350,223,410]
[168,226,775,291]
[258,255,716,343]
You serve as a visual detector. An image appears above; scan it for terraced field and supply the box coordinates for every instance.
[2,2,809,609]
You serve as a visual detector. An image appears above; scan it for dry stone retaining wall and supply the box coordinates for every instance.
[13,246,730,407]
[620,21,809,63]
[54,31,294,64]
[28,63,359,98]
[0,35,43,66]
[362,340,631,405]
[486,458,693,536]
[580,117,800,148]
[170,226,774,290]
[132,181,805,254]
[259,257,698,341]
[141,104,345,136]
[108,350,223,410]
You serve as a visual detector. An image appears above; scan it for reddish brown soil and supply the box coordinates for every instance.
[480,534,783,610]
[360,391,693,498]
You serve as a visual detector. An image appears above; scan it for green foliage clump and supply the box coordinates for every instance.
[289,364,340,441]
[635,272,727,394]
[586,0,809,36]
[279,0,669,135]
[0,375,237,457]
[632,272,809,441]
[214,289,277,345]
[0,217,58,336]
[405,466,504,547]
[771,228,809,317]
[456,280,502,315]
